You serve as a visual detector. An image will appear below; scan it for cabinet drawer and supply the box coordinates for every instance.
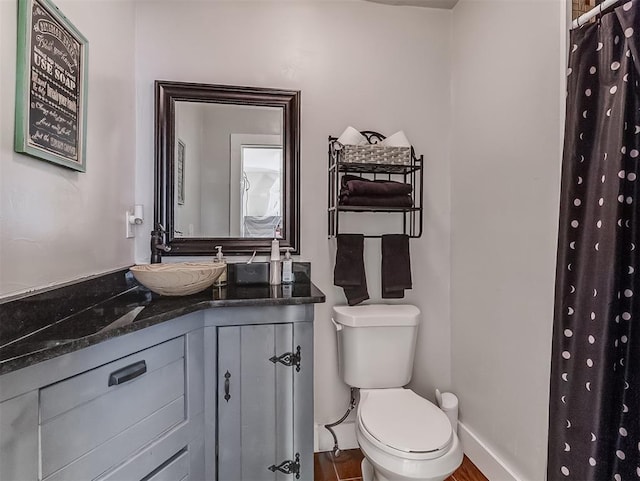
[94,430,190,481]
[98,449,189,481]
[41,337,183,421]
[40,337,185,478]
[145,450,189,481]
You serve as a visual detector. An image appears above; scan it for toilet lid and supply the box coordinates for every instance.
[360,390,453,454]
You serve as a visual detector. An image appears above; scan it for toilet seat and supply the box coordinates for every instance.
[358,389,453,460]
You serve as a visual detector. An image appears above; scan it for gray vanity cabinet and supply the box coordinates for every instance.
[0,313,205,481]
[0,304,317,481]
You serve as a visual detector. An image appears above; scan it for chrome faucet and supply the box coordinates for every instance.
[150,223,171,264]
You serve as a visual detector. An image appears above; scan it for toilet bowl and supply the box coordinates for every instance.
[356,389,463,481]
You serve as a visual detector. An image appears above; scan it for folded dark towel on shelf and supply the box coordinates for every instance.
[339,194,414,208]
[334,234,369,306]
[340,174,412,197]
[381,234,412,299]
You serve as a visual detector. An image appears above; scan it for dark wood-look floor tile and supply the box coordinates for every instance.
[332,449,365,480]
[314,451,338,481]
[314,451,488,481]
[453,455,490,481]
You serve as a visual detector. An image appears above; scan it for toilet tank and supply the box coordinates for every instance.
[332,304,420,389]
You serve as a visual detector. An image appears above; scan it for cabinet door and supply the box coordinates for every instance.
[0,390,39,481]
[217,323,295,481]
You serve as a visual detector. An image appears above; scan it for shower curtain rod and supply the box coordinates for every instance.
[571,0,622,30]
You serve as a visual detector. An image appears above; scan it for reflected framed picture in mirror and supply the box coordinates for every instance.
[177,139,185,205]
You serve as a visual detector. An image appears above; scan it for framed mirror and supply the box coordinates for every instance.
[154,81,300,256]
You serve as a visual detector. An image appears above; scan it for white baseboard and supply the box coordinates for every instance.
[314,421,358,452]
[458,422,524,481]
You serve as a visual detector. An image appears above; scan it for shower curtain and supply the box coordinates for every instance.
[548,2,640,480]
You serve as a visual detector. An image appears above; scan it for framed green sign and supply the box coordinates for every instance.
[14,0,88,172]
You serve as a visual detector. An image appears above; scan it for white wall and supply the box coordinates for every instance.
[0,0,136,297]
[450,1,564,479]
[175,102,203,236]
[133,0,453,437]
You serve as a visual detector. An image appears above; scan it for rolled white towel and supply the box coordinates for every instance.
[336,126,366,147]
[381,130,411,147]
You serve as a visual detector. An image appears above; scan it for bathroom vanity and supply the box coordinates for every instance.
[0,269,324,481]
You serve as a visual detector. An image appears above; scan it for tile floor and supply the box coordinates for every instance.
[314,449,489,481]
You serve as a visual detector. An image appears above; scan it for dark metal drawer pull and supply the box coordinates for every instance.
[108,360,147,386]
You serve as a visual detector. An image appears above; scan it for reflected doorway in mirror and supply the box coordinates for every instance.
[240,145,283,238]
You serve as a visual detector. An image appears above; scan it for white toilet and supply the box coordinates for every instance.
[332,304,463,481]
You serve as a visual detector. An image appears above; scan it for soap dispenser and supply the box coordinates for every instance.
[270,239,281,285]
[282,247,294,284]
[214,245,227,286]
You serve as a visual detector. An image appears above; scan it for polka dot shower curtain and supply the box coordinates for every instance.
[548,2,640,480]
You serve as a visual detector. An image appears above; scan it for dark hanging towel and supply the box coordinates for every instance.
[548,3,640,481]
[334,234,369,306]
[381,234,411,298]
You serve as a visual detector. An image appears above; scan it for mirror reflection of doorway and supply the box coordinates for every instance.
[240,146,283,238]
[229,133,282,237]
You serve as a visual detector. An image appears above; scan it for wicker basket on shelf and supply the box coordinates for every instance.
[339,143,411,166]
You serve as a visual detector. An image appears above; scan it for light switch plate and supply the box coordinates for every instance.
[125,210,134,238]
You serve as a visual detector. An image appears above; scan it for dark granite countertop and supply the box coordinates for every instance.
[0,267,325,376]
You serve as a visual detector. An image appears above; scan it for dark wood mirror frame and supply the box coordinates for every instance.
[154,80,300,258]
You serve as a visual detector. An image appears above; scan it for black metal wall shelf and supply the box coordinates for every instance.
[327,130,424,239]
[330,206,422,213]
[330,162,421,175]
